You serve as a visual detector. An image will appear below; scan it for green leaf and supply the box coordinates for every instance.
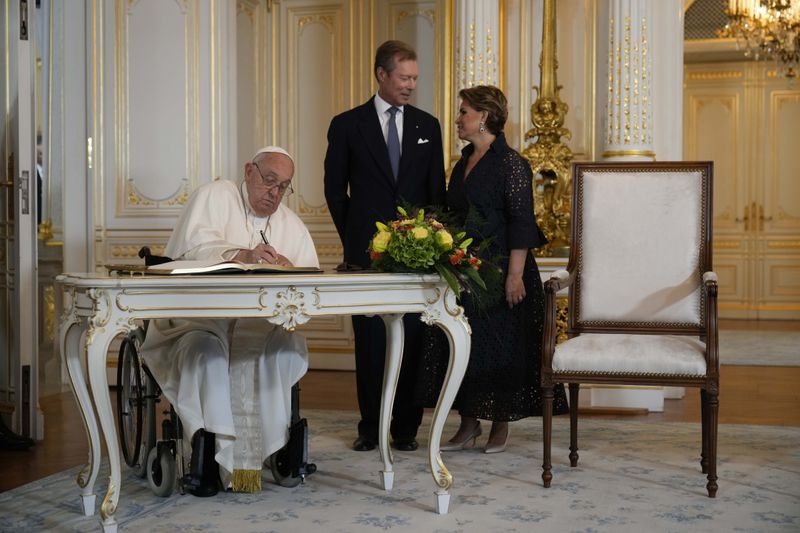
[397,206,407,217]
[464,266,487,290]
[375,221,389,232]
[434,263,461,296]
[460,237,473,249]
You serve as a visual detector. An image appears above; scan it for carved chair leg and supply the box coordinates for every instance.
[700,388,708,474]
[706,390,719,497]
[542,387,554,488]
[568,383,580,467]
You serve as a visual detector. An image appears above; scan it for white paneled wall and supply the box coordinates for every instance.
[59,0,600,368]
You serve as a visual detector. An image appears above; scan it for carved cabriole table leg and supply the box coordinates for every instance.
[85,288,126,533]
[378,314,405,490]
[423,288,471,514]
[60,316,100,516]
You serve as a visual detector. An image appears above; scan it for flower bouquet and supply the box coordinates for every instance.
[368,206,487,297]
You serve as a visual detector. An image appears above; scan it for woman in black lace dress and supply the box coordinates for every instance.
[440,85,568,453]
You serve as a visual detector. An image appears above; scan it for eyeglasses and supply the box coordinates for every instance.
[251,161,294,196]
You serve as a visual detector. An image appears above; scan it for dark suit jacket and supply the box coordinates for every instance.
[324,98,446,267]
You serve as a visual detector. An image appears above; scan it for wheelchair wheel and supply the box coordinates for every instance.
[117,332,144,468]
[135,374,158,478]
[268,449,303,488]
[146,445,176,497]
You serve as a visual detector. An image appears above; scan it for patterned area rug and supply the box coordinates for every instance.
[719,330,800,366]
[1,410,799,532]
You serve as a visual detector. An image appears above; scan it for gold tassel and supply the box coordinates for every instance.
[231,469,262,492]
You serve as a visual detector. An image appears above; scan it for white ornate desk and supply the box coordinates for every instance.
[56,271,471,532]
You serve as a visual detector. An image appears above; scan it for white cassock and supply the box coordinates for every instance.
[140,178,319,490]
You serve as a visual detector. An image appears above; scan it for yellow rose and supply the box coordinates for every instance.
[434,229,453,251]
[411,226,429,239]
[372,231,392,252]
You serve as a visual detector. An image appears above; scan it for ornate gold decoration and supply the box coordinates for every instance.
[269,286,310,331]
[125,179,155,207]
[522,0,573,257]
[86,289,111,346]
[555,296,568,345]
[76,464,90,488]
[433,454,453,490]
[38,217,54,242]
[100,481,117,520]
[298,14,334,31]
[166,187,190,206]
[43,285,56,344]
[237,0,257,23]
[397,9,436,25]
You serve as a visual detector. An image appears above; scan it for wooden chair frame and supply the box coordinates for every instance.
[540,161,719,497]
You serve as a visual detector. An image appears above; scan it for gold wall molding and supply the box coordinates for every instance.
[109,243,166,259]
[601,149,656,159]
[767,241,800,249]
[298,14,335,31]
[114,0,199,216]
[296,196,329,217]
[286,4,344,226]
[237,0,257,23]
[397,8,435,25]
[771,93,800,227]
[714,240,742,249]
[686,70,744,81]
[314,244,344,257]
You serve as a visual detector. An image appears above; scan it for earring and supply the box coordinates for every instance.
[479,122,485,133]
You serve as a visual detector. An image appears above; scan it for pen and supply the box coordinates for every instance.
[260,230,269,246]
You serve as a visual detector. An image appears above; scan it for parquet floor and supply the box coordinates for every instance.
[0,319,797,493]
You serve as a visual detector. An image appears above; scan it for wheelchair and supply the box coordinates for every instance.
[115,247,316,497]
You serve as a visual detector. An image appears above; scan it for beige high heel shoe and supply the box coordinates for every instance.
[484,427,510,454]
[440,422,482,451]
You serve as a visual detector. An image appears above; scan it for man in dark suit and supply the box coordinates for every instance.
[324,40,446,451]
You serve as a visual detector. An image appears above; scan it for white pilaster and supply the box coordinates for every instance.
[651,0,685,161]
[603,0,655,161]
[455,0,501,89]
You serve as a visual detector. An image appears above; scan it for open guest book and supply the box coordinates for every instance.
[146,259,322,275]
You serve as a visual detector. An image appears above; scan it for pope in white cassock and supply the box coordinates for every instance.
[140,146,319,495]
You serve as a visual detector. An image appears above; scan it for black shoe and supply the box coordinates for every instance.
[0,432,34,450]
[0,419,34,448]
[352,435,377,451]
[391,438,418,451]
[182,429,219,497]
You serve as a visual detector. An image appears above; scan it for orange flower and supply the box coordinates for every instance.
[449,249,465,265]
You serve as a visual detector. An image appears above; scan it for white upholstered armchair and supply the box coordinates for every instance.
[540,161,719,497]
